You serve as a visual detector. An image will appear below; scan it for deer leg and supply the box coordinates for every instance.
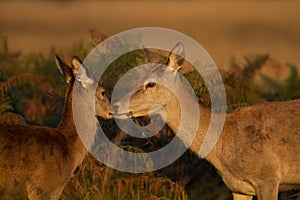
[256,188,278,200]
[233,193,253,200]
[41,183,67,200]
[254,179,279,200]
[27,183,64,200]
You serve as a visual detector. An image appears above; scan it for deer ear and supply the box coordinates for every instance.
[143,47,161,63]
[166,42,185,71]
[71,56,95,88]
[54,55,74,83]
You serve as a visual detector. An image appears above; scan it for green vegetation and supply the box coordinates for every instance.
[0,33,299,200]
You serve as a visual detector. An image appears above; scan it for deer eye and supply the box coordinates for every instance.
[146,82,156,88]
[101,90,106,96]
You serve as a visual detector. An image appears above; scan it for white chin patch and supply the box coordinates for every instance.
[114,113,130,120]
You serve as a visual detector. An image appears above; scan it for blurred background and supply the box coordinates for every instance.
[1,1,300,200]
[1,0,300,70]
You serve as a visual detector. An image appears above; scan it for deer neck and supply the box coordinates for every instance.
[165,103,211,149]
[58,81,76,130]
[164,87,217,161]
[58,81,96,164]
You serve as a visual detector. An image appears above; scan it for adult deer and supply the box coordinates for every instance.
[0,56,112,199]
[113,42,300,200]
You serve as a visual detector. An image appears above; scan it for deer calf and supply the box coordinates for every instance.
[113,42,300,200]
[0,56,112,199]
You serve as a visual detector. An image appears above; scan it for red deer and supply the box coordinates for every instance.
[0,56,112,199]
[113,42,300,200]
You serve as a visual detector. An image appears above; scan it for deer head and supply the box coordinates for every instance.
[113,42,186,120]
[55,55,113,120]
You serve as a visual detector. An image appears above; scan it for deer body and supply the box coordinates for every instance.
[113,42,300,200]
[214,100,300,194]
[166,96,300,199]
[0,125,79,199]
[0,56,112,200]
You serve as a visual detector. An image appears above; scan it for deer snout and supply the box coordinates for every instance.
[112,102,131,119]
[105,110,114,119]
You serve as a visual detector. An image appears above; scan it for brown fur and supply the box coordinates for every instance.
[0,56,112,200]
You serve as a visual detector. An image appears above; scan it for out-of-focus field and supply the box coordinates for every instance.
[1,0,300,73]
